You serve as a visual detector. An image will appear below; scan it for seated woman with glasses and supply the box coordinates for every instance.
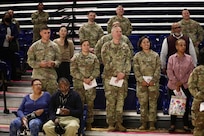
[9,79,51,136]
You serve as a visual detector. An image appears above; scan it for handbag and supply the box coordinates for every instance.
[169,96,186,116]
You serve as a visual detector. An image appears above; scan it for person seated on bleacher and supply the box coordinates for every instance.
[107,5,132,37]
[133,36,161,131]
[167,39,194,133]
[43,77,83,136]
[0,12,20,80]
[9,79,51,136]
[160,22,197,75]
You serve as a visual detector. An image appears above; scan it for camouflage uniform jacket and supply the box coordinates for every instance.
[31,11,49,26]
[179,19,204,45]
[107,16,132,36]
[188,65,204,100]
[101,40,131,79]
[133,50,161,84]
[27,40,61,79]
[70,52,100,87]
[95,33,134,63]
[78,22,104,48]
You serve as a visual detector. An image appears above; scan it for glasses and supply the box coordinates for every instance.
[174,26,181,29]
[33,84,42,86]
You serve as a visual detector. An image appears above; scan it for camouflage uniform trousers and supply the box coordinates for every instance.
[41,79,58,95]
[103,78,128,125]
[191,98,204,136]
[136,84,159,123]
[74,87,96,124]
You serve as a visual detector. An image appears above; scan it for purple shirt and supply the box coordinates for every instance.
[167,53,194,90]
[17,92,51,123]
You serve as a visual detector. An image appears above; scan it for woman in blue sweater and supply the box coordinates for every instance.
[10,79,51,136]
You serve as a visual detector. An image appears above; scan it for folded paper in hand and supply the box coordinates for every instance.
[83,79,97,90]
[143,76,152,83]
[200,102,204,112]
[173,87,186,98]
[109,77,124,87]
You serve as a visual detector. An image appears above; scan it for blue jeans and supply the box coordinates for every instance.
[10,117,43,136]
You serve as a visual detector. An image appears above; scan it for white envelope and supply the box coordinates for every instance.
[200,102,204,112]
[143,76,152,83]
[173,87,186,98]
[109,77,124,87]
[83,79,97,90]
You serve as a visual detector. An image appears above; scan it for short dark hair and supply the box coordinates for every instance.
[198,47,204,65]
[31,79,42,86]
[137,35,152,51]
[87,10,95,15]
[40,25,49,31]
[80,40,89,45]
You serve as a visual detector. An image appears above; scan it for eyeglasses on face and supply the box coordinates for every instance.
[174,26,181,29]
[33,84,42,86]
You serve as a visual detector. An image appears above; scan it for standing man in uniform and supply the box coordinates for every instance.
[179,9,204,56]
[27,26,61,95]
[78,10,104,53]
[101,26,131,132]
[95,21,134,64]
[31,2,49,43]
[107,5,132,37]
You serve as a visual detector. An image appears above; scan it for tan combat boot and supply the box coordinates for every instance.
[149,122,156,130]
[116,122,127,132]
[86,123,92,131]
[107,124,115,132]
[139,122,147,130]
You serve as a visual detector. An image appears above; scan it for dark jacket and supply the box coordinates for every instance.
[48,89,83,122]
[0,22,19,47]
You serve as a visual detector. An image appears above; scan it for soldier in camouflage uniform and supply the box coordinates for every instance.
[70,40,100,131]
[101,26,131,132]
[179,9,204,56]
[95,21,134,64]
[107,5,132,36]
[27,26,61,95]
[188,48,204,136]
[78,10,104,53]
[133,36,161,130]
[31,2,49,43]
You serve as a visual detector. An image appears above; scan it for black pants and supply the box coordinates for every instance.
[0,47,17,80]
[56,62,72,84]
[168,86,191,127]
